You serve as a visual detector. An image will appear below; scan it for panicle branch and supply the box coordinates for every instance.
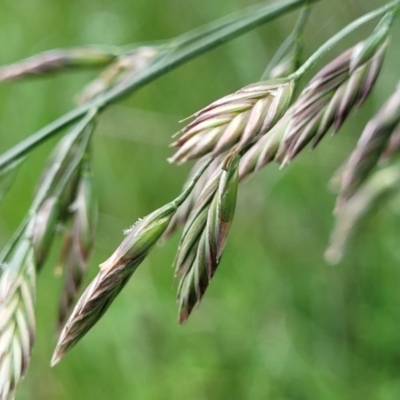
[238,14,392,177]
[0,4,399,399]
[277,39,388,166]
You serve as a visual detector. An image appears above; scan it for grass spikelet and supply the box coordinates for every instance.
[277,40,388,165]
[0,236,36,400]
[0,48,118,82]
[326,162,400,264]
[239,109,292,178]
[336,84,400,206]
[176,156,239,323]
[52,161,211,364]
[169,80,294,164]
[51,202,179,365]
[57,159,97,330]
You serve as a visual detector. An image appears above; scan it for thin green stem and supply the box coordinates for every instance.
[173,158,214,208]
[0,0,314,173]
[289,0,400,81]
[262,4,312,79]
[94,0,317,107]
[0,107,90,171]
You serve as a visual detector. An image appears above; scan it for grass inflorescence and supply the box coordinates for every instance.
[0,1,400,398]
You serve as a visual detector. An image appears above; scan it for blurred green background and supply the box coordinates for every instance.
[1,0,400,399]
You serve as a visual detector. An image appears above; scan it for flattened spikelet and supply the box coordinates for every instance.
[169,80,293,164]
[0,48,118,81]
[0,238,36,400]
[337,84,400,206]
[176,156,239,322]
[277,41,388,165]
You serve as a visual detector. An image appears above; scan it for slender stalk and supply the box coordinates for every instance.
[173,158,214,207]
[262,3,311,79]
[0,0,314,172]
[289,0,400,81]
[168,2,299,49]
[0,107,88,172]
[100,0,318,106]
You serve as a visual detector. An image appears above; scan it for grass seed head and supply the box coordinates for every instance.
[169,79,294,164]
[176,156,239,323]
[0,48,118,82]
[0,236,36,400]
[277,40,388,166]
[52,200,179,365]
[57,161,97,330]
[326,163,400,264]
[336,84,400,207]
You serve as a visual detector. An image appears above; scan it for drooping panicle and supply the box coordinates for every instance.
[0,47,118,82]
[164,8,305,228]
[169,79,294,164]
[336,84,400,206]
[176,156,239,323]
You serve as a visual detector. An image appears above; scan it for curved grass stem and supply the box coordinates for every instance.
[0,0,314,173]
[289,0,400,82]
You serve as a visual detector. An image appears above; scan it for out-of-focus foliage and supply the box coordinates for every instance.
[1,0,400,399]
